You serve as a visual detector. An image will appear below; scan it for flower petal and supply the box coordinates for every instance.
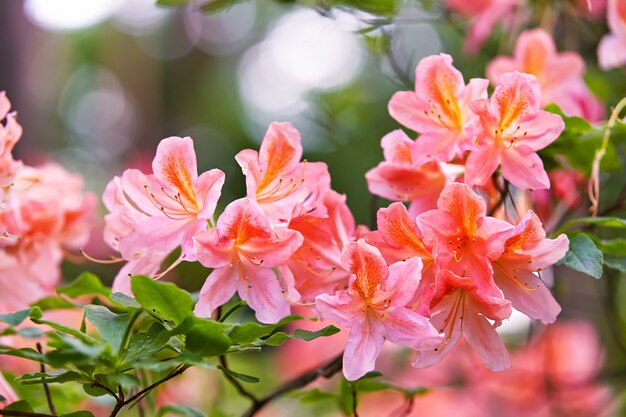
[343,318,385,381]
[194,267,238,318]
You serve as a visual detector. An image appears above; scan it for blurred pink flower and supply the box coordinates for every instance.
[0,92,23,196]
[598,0,626,69]
[193,198,303,323]
[235,122,331,222]
[315,239,441,380]
[0,373,17,406]
[444,0,519,54]
[487,29,604,121]
[365,130,447,216]
[465,72,564,190]
[388,54,488,163]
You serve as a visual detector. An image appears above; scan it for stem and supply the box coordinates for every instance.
[240,352,343,417]
[488,176,510,217]
[588,97,626,217]
[219,356,259,405]
[36,343,56,416]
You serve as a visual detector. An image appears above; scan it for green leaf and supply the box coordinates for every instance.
[30,316,98,345]
[217,365,259,383]
[17,370,86,385]
[0,346,46,362]
[183,317,232,357]
[200,0,242,13]
[4,400,35,412]
[110,292,141,309]
[58,272,110,298]
[260,325,341,347]
[595,238,626,272]
[61,412,96,417]
[98,373,140,389]
[158,405,207,417]
[131,275,194,325]
[339,378,356,415]
[218,300,248,322]
[156,0,190,6]
[0,309,34,326]
[31,296,76,311]
[84,305,132,354]
[125,322,172,363]
[228,315,303,345]
[557,233,604,279]
[291,388,338,404]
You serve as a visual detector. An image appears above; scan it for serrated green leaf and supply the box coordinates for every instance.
[58,272,110,298]
[217,365,259,383]
[84,305,132,354]
[17,370,86,385]
[557,233,604,279]
[184,317,232,357]
[131,275,194,325]
[257,325,341,347]
[158,405,207,417]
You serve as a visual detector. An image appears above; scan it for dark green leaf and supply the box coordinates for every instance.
[0,346,46,362]
[61,412,96,417]
[259,325,341,347]
[58,272,110,298]
[218,300,248,322]
[184,317,232,357]
[339,378,355,415]
[557,233,604,279]
[291,388,338,404]
[17,370,86,385]
[158,405,207,417]
[228,315,302,345]
[131,275,194,325]
[217,365,259,383]
[82,383,111,397]
[84,305,132,354]
[4,400,35,412]
[31,296,76,311]
[125,322,171,363]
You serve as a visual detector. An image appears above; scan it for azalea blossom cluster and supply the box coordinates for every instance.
[101,51,570,380]
[0,93,95,403]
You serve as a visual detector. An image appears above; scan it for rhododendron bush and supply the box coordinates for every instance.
[1,0,626,416]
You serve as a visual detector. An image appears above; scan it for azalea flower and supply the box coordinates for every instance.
[0,92,22,195]
[493,211,568,324]
[235,122,331,222]
[365,129,447,216]
[487,28,603,120]
[193,198,303,324]
[0,373,17,405]
[315,239,442,380]
[598,0,626,69]
[388,54,488,163]
[465,71,564,190]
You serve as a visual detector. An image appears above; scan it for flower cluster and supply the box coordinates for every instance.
[0,94,95,314]
[100,54,570,380]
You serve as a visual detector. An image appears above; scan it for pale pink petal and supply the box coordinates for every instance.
[0,373,18,405]
[388,91,433,133]
[598,34,626,69]
[385,258,423,308]
[112,253,167,296]
[500,149,550,190]
[412,131,468,163]
[341,240,389,288]
[464,145,501,187]
[118,216,189,260]
[194,267,238,318]
[365,162,445,202]
[462,308,511,371]
[479,217,516,257]
[315,290,363,327]
[377,202,431,259]
[343,318,385,381]
[384,307,442,350]
[215,198,271,242]
[259,122,302,173]
[238,267,291,324]
[491,72,541,124]
[381,130,414,164]
[494,264,561,323]
[516,111,565,151]
[487,57,520,85]
[196,169,225,219]
[152,136,198,189]
[193,228,234,268]
[0,91,10,120]
[544,52,586,90]
[607,0,626,37]
[239,227,303,268]
[518,234,570,270]
[463,77,490,103]
[234,148,262,197]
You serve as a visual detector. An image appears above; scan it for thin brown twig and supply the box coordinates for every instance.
[35,343,56,416]
[219,356,259,405]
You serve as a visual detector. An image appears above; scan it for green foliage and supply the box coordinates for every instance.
[131,275,194,325]
[58,272,111,298]
[558,233,604,279]
[157,405,207,417]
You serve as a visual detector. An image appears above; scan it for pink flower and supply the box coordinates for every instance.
[493,211,568,324]
[365,202,436,316]
[487,29,603,120]
[102,137,224,292]
[235,122,331,222]
[315,239,442,380]
[193,198,303,324]
[445,0,519,54]
[465,72,565,190]
[0,92,23,194]
[388,54,488,163]
[598,0,626,69]
[0,163,96,288]
[0,373,18,406]
[286,191,356,301]
[365,130,447,216]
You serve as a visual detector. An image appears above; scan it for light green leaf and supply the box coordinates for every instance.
[557,233,604,279]
[131,275,194,325]
[58,272,110,298]
[84,305,132,354]
[217,365,259,383]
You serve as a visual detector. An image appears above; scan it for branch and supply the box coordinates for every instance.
[219,356,259,405]
[36,343,56,416]
[125,365,189,408]
[488,176,510,216]
[240,352,343,417]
